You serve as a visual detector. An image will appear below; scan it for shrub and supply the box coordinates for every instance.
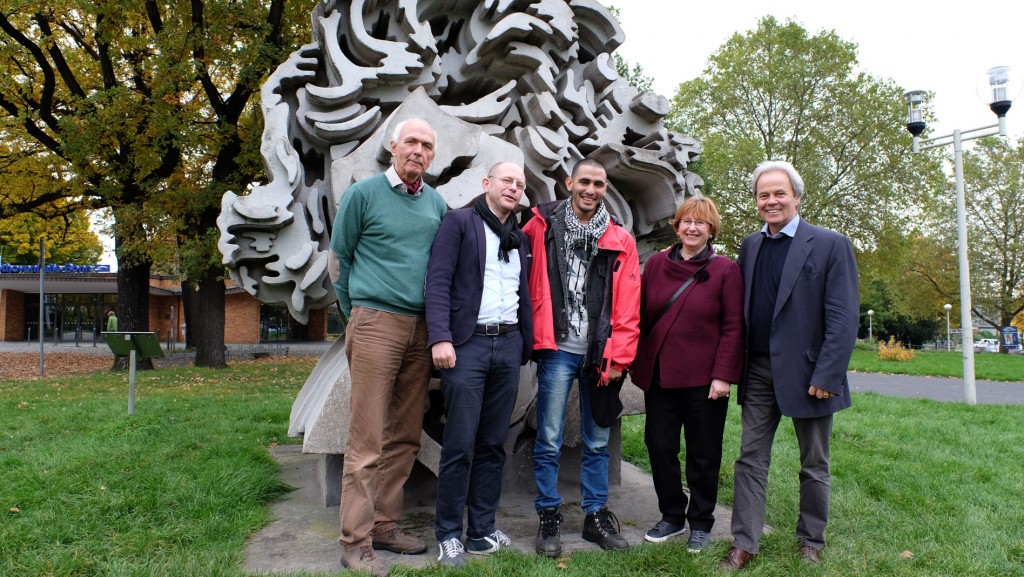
[878,336,916,361]
[855,339,878,352]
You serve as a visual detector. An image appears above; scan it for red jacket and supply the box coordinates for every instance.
[521,201,641,384]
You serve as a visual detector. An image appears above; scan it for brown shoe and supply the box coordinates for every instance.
[800,545,822,564]
[718,545,754,571]
[341,544,389,576]
[372,527,427,555]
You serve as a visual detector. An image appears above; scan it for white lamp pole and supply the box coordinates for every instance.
[944,303,952,351]
[904,66,1020,405]
[867,309,874,342]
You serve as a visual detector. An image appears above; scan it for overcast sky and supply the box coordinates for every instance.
[613,0,1024,141]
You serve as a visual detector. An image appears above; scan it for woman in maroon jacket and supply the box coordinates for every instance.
[630,196,744,553]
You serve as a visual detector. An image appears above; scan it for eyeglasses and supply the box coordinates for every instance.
[489,175,526,191]
[680,219,708,229]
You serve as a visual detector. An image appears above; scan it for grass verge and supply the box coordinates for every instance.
[849,344,1024,381]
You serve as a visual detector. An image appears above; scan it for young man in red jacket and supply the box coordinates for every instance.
[521,159,641,557]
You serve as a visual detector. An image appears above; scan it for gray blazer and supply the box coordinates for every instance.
[737,218,859,418]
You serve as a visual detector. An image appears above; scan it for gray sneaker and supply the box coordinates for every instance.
[436,538,466,567]
[645,520,686,543]
[687,529,710,553]
[465,529,513,555]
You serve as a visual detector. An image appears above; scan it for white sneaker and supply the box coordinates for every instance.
[436,537,466,567]
[465,529,514,554]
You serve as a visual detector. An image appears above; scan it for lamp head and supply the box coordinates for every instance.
[905,90,927,136]
[944,303,952,312]
[978,67,1021,133]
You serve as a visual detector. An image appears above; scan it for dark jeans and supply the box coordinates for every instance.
[434,331,522,541]
[644,382,729,532]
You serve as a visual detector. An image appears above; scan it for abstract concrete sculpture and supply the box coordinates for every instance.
[217,0,702,504]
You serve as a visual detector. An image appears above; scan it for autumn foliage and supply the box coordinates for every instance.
[877,336,916,362]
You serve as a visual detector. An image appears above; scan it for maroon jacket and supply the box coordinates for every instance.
[631,246,744,391]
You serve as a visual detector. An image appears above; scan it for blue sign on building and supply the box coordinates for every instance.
[0,263,111,274]
[1002,326,1020,350]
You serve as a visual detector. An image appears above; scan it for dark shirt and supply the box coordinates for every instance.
[748,235,793,354]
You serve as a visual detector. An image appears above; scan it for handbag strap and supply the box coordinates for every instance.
[657,254,716,319]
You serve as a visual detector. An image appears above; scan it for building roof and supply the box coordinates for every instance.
[0,272,248,296]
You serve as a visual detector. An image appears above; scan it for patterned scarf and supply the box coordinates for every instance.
[563,200,610,257]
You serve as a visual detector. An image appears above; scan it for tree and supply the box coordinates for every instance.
[1,5,185,363]
[0,2,303,367]
[0,211,102,266]
[667,16,943,256]
[857,225,952,346]
[960,137,1024,351]
[137,0,301,367]
[614,53,654,93]
[0,141,103,265]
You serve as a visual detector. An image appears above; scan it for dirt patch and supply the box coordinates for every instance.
[1,353,112,381]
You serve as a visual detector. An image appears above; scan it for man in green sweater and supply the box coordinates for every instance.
[331,118,447,576]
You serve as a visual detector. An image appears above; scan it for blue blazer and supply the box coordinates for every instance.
[425,208,533,365]
[737,218,859,418]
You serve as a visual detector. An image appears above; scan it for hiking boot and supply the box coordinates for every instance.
[644,519,686,543]
[372,527,427,555]
[341,544,389,576]
[687,529,710,553]
[465,529,514,555]
[535,506,563,557]
[436,537,466,567]
[582,506,628,551]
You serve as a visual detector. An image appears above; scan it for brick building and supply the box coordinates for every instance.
[0,266,331,344]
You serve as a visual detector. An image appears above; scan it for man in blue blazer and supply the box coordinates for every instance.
[424,161,533,567]
[720,160,859,571]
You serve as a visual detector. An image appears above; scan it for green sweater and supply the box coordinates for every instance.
[331,172,447,317]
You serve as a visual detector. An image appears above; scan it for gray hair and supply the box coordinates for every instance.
[390,118,436,143]
[751,160,804,199]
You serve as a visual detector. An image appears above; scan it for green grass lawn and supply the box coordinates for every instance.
[3,359,1023,576]
[848,343,1024,381]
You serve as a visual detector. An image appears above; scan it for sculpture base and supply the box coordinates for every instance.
[314,419,622,508]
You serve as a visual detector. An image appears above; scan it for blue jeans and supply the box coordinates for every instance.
[533,349,610,515]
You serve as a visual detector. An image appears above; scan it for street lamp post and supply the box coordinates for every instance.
[867,309,874,342]
[944,303,952,352]
[904,66,1021,405]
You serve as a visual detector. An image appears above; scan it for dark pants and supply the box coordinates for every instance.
[434,330,522,541]
[731,353,833,553]
[644,382,729,532]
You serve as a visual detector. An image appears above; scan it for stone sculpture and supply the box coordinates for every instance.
[217,0,702,504]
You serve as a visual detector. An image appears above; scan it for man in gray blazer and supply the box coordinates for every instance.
[720,160,859,570]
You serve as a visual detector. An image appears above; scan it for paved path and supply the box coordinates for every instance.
[848,371,1024,404]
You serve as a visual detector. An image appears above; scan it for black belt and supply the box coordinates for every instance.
[474,323,517,336]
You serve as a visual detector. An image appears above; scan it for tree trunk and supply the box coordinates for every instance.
[182,266,227,368]
[112,248,154,371]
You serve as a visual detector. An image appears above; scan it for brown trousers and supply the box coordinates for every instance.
[339,307,431,548]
